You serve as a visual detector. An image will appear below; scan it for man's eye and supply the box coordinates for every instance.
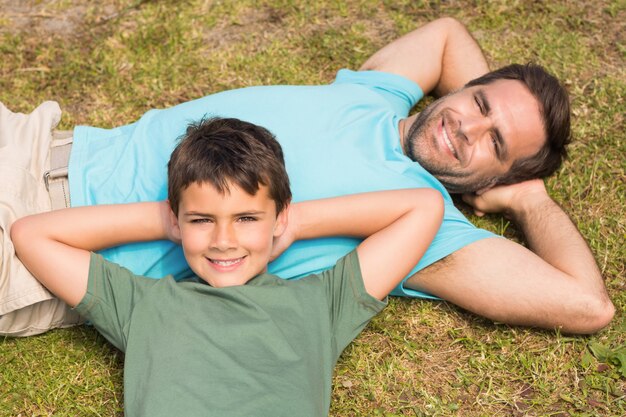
[474,96,484,114]
[491,135,499,153]
[191,218,210,224]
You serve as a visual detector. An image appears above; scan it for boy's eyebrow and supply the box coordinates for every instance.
[476,89,509,162]
[184,210,266,216]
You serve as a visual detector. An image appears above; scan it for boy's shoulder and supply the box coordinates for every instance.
[78,253,167,312]
[324,249,386,309]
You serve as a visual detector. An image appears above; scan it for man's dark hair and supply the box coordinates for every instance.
[168,117,291,216]
[465,63,571,185]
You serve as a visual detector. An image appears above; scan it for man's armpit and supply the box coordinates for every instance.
[403,253,456,293]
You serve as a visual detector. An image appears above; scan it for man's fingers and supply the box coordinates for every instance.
[463,193,486,216]
[475,185,493,196]
[462,193,477,206]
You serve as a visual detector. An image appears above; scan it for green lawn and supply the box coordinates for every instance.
[1,1,624,416]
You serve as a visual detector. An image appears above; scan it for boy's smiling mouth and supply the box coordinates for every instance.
[207,256,246,269]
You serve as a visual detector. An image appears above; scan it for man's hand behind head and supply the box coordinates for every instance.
[462,178,550,219]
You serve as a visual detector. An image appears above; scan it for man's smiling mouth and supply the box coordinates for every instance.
[442,118,458,160]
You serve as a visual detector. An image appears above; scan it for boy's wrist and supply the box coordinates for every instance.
[289,203,301,242]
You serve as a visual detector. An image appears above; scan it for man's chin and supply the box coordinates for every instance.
[438,177,496,195]
[439,183,471,195]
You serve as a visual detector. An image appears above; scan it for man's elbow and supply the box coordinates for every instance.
[434,16,464,29]
[568,295,615,335]
[586,297,616,333]
[432,17,471,39]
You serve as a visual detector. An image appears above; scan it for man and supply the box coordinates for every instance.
[0,17,614,337]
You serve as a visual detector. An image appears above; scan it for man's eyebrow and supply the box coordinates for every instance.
[477,89,509,162]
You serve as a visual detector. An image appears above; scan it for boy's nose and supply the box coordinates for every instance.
[211,224,237,250]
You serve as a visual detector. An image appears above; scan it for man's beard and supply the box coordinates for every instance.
[404,98,497,194]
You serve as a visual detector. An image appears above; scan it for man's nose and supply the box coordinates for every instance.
[458,115,492,145]
[211,223,237,250]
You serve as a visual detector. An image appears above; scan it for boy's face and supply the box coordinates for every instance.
[170,181,288,287]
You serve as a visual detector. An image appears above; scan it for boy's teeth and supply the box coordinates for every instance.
[212,258,241,266]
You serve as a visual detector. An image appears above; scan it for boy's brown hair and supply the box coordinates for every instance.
[168,117,291,216]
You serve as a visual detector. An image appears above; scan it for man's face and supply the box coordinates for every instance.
[171,181,287,287]
[403,79,546,193]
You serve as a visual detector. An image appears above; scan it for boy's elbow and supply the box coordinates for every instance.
[10,216,36,255]
[423,189,445,222]
[10,217,27,252]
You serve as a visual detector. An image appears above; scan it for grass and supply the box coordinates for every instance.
[0,0,624,415]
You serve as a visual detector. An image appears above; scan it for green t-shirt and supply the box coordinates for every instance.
[75,250,386,417]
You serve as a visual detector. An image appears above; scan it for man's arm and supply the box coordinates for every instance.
[359,17,489,97]
[10,202,172,307]
[287,189,444,300]
[405,180,614,334]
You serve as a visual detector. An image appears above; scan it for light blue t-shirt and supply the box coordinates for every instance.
[69,69,495,298]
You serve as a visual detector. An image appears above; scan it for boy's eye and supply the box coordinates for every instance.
[191,218,211,224]
[238,216,257,222]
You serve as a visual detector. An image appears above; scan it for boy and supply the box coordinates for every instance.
[11,117,443,416]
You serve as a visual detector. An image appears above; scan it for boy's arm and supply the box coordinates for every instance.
[10,201,172,307]
[288,189,444,300]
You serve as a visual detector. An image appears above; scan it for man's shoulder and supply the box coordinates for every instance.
[332,68,424,114]
[333,68,421,91]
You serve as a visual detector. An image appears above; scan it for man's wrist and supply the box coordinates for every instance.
[508,187,556,223]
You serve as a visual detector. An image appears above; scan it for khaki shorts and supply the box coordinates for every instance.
[0,101,83,337]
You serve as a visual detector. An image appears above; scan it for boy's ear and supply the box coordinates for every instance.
[273,203,289,237]
[167,201,182,242]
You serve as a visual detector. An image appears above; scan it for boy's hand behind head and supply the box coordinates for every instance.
[269,204,296,262]
[161,200,182,244]
[285,189,444,300]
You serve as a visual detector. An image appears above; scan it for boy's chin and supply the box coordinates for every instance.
[197,274,258,288]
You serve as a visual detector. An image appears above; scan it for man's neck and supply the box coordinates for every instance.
[398,114,417,153]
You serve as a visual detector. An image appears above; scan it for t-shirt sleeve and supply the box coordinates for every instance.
[321,250,387,356]
[333,69,423,116]
[74,253,158,352]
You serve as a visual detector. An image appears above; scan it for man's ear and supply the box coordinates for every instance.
[273,203,289,237]
[475,179,498,196]
[475,186,492,196]
[167,202,182,241]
